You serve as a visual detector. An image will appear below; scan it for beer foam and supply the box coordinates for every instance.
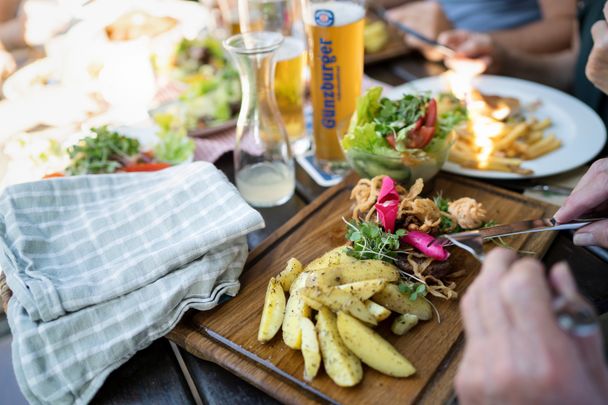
[309,2,365,27]
[275,36,306,61]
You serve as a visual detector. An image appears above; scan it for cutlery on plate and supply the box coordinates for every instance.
[369,4,456,58]
[432,218,604,337]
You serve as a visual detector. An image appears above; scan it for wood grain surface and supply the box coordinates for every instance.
[169,174,559,405]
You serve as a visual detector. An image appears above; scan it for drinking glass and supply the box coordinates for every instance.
[239,0,309,155]
[300,0,365,172]
[223,32,295,207]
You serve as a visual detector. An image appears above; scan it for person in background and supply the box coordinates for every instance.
[0,0,22,80]
[0,0,69,83]
[454,2,608,402]
[386,0,577,60]
[438,0,608,131]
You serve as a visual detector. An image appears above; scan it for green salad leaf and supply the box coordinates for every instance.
[341,122,400,158]
[154,127,195,165]
[342,87,467,157]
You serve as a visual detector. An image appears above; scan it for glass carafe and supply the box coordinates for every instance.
[238,0,309,155]
[224,32,295,207]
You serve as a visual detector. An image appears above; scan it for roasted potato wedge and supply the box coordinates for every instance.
[373,283,433,321]
[300,317,321,381]
[317,307,363,387]
[337,312,416,378]
[276,258,304,292]
[334,279,386,300]
[365,300,392,322]
[283,273,312,349]
[301,286,377,325]
[391,314,419,336]
[304,245,354,272]
[306,260,399,289]
[301,295,323,311]
[289,272,309,295]
[258,277,286,343]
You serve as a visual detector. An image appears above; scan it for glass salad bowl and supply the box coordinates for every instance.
[339,86,462,186]
[340,134,454,186]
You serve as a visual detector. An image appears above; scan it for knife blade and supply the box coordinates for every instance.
[438,217,606,245]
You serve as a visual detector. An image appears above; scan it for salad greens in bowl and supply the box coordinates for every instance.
[341,87,466,185]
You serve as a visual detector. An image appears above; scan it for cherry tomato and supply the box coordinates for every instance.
[406,98,437,149]
[122,162,172,172]
[386,134,397,149]
[43,172,65,179]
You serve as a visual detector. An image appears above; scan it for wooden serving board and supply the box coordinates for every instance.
[168,174,558,404]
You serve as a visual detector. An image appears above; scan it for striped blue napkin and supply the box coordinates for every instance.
[0,162,264,404]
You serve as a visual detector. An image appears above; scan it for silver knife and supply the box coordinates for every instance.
[439,217,605,244]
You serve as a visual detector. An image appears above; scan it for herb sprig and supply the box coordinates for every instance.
[399,282,428,301]
[66,126,140,175]
[344,219,406,262]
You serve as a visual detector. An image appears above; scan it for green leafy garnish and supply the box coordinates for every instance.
[399,282,428,301]
[153,126,195,165]
[344,219,406,262]
[66,126,140,175]
[434,194,463,234]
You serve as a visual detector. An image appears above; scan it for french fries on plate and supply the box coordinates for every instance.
[448,113,561,174]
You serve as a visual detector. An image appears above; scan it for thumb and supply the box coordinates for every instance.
[572,220,608,248]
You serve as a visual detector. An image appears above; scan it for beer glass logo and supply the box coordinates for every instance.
[314,9,334,27]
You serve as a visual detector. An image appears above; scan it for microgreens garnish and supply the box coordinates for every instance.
[343,218,406,263]
[399,282,428,301]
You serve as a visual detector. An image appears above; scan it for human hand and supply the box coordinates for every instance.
[586,3,608,94]
[456,249,608,405]
[553,158,608,247]
[438,30,505,74]
[386,1,452,61]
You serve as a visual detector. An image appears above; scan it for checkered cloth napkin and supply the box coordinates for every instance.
[0,162,264,404]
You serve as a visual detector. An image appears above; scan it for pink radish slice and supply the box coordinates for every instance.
[375,176,400,233]
[401,231,450,261]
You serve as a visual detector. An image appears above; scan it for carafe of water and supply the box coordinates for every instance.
[223,32,295,207]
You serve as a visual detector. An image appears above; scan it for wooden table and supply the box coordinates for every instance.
[2,53,607,405]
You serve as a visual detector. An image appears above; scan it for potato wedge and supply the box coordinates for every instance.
[373,283,432,321]
[300,318,321,381]
[301,295,323,311]
[365,300,392,322]
[391,314,419,336]
[289,271,309,295]
[306,261,399,289]
[283,276,312,349]
[316,307,363,387]
[334,279,386,300]
[337,312,416,378]
[304,245,355,272]
[276,258,304,292]
[301,287,377,325]
[258,277,286,343]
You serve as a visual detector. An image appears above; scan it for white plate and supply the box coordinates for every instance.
[387,75,607,179]
[2,58,60,100]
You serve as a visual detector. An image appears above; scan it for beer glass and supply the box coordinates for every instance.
[301,0,365,172]
[239,0,309,155]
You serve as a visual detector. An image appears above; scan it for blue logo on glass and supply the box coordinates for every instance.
[314,9,334,27]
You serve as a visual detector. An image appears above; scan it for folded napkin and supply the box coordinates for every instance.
[0,162,265,404]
